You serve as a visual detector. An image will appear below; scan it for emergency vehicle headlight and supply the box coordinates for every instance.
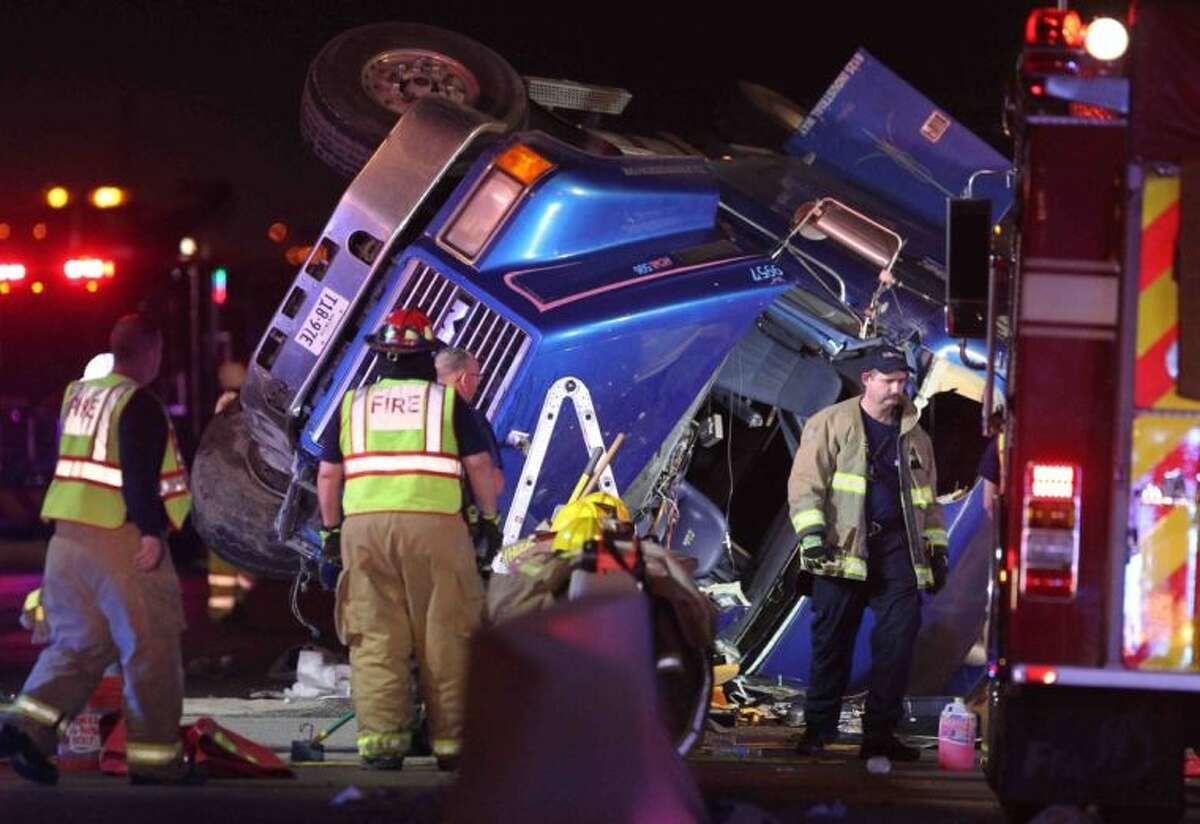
[442,168,524,260]
[64,258,114,280]
[0,263,26,281]
[1084,17,1129,61]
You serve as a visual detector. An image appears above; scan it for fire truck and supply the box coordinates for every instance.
[977,3,1200,818]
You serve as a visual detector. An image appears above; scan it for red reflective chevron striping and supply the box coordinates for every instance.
[1135,329,1179,408]
[1139,199,1180,290]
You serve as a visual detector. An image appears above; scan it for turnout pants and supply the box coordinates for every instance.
[336,511,484,759]
[8,521,186,777]
[803,531,921,740]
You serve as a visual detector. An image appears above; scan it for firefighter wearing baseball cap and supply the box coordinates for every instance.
[788,344,947,763]
[315,308,501,769]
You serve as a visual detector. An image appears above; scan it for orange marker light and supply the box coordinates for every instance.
[86,280,99,293]
[31,281,44,294]
[495,144,555,186]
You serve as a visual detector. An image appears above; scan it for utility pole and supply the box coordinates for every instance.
[179,236,202,444]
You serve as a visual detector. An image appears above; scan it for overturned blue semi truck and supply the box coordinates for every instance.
[191,24,1012,703]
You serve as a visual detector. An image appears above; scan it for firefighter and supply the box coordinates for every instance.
[788,345,948,762]
[435,346,504,496]
[435,346,504,572]
[0,313,194,785]
[315,309,501,769]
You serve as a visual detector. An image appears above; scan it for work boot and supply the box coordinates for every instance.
[130,764,208,786]
[858,733,922,763]
[795,728,832,756]
[0,723,59,786]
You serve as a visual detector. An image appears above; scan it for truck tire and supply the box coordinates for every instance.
[300,22,528,178]
[191,403,299,579]
[651,596,712,756]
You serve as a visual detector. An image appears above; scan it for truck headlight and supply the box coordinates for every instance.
[442,143,555,261]
[443,169,524,259]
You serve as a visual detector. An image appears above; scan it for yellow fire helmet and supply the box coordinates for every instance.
[551,513,603,555]
[548,492,632,554]
[578,491,631,523]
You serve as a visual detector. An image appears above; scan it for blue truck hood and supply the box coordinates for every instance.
[784,49,1013,229]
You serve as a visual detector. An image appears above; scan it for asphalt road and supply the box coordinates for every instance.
[5,541,1200,822]
[5,745,1200,824]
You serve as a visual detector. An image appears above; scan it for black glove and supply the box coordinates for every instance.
[929,548,948,594]
[799,536,834,573]
[479,513,502,570]
[318,526,342,591]
[463,504,482,542]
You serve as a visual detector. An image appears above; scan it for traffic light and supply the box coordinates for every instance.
[211,266,228,305]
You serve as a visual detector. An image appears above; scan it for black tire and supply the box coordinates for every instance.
[191,404,300,579]
[651,596,712,756]
[301,22,528,178]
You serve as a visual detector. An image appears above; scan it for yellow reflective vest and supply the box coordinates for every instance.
[339,379,462,516]
[41,373,191,530]
[787,395,947,588]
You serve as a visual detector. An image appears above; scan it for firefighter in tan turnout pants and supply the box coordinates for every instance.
[0,314,194,785]
[316,308,500,769]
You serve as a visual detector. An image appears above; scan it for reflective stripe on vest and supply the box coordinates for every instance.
[340,380,462,516]
[343,453,463,478]
[41,375,191,530]
[53,457,123,488]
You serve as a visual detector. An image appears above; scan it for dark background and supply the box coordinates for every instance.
[0,0,1128,368]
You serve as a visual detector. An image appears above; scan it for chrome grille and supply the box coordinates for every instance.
[395,262,530,417]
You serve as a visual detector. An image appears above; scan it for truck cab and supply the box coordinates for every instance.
[191,27,1012,711]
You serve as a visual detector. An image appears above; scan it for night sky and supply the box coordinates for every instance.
[0,0,1128,347]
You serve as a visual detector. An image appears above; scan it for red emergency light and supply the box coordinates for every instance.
[1020,461,1081,599]
[0,263,27,281]
[1025,8,1085,48]
[64,258,116,281]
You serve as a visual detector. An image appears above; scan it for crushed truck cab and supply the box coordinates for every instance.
[191,29,1012,705]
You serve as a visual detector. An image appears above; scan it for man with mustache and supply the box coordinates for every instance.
[787,344,948,763]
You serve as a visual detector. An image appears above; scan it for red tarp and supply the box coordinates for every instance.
[101,716,293,778]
